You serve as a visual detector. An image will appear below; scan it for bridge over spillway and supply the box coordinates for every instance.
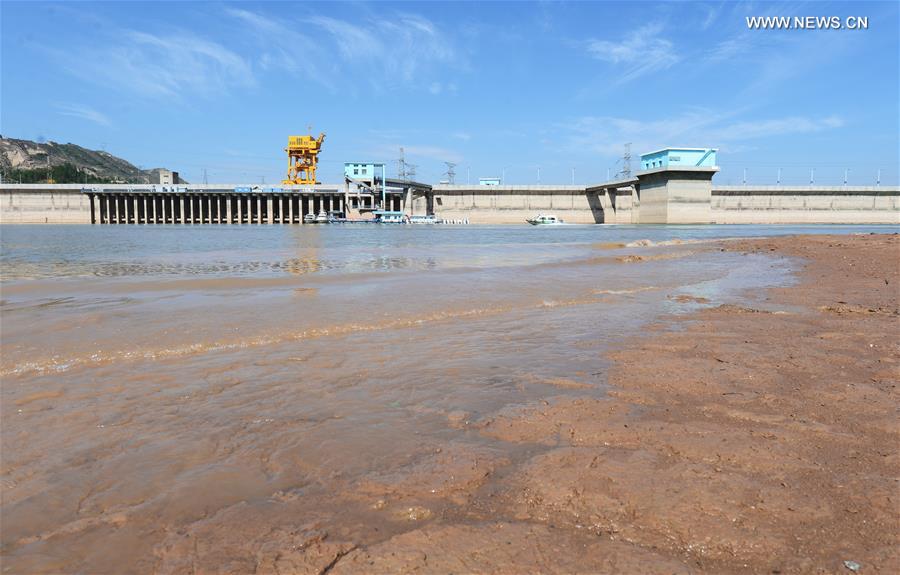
[81,185,352,225]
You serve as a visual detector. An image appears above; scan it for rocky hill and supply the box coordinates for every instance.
[0,137,181,184]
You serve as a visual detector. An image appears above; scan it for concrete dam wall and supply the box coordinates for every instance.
[2,181,898,225]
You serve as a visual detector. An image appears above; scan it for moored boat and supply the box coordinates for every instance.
[526,213,564,225]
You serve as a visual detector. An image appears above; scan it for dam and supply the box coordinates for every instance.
[2,148,898,225]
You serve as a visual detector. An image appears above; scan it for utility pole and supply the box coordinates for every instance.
[777,168,781,185]
[876,169,881,186]
[810,168,814,184]
[444,162,457,184]
[742,168,747,185]
[203,168,209,186]
[537,167,541,184]
[607,167,611,181]
[844,168,849,185]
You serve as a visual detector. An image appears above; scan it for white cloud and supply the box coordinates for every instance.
[559,111,844,158]
[226,9,460,93]
[585,23,679,83]
[306,12,457,86]
[54,103,111,127]
[226,8,329,87]
[51,29,254,99]
[402,145,464,164]
[367,143,463,165]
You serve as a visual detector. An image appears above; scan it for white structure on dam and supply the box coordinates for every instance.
[1,148,898,224]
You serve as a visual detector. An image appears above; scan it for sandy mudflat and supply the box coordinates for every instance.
[3,233,898,574]
[331,234,899,574]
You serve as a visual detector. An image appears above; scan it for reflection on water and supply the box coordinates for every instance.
[0,223,894,573]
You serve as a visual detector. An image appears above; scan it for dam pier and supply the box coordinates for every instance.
[2,148,898,225]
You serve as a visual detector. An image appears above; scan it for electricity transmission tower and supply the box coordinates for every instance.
[397,147,408,180]
[615,143,632,179]
[444,162,457,184]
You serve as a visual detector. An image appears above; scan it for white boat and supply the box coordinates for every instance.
[314,211,330,224]
[303,213,316,224]
[373,210,409,224]
[409,214,438,224]
[526,213,564,225]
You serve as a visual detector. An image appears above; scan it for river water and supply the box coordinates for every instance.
[0,223,893,573]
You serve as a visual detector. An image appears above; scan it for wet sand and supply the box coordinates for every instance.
[473,234,900,574]
[2,232,898,573]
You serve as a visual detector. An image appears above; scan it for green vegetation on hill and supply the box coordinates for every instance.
[4,162,119,184]
[1,137,181,184]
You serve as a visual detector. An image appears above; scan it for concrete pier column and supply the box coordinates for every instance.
[182,195,190,224]
[633,167,718,224]
[267,195,274,224]
[289,195,295,223]
[99,195,107,223]
[225,195,232,224]
[125,196,132,223]
[113,195,122,224]
[88,194,96,224]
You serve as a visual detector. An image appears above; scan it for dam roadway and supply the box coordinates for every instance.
[1,178,898,225]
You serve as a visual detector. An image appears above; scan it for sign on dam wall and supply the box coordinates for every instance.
[2,176,898,225]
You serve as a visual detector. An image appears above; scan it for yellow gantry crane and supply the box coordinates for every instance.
[282,132,326,185]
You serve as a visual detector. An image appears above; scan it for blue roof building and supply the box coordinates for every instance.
[344,162,382,180]
[640,148,718,171]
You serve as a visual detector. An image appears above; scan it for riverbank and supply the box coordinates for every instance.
[165,234,900,574]
[331,233,900,573]
[1,231,897,573]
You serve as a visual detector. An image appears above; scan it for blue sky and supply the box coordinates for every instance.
[2,1,898,185]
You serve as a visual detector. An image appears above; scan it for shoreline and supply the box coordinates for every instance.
[2,233,898,573]
[328,233,900,573]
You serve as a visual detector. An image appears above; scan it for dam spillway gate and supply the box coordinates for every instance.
[82,187,409,224]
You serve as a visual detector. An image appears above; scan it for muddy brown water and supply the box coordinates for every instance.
[0,223,892,573]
